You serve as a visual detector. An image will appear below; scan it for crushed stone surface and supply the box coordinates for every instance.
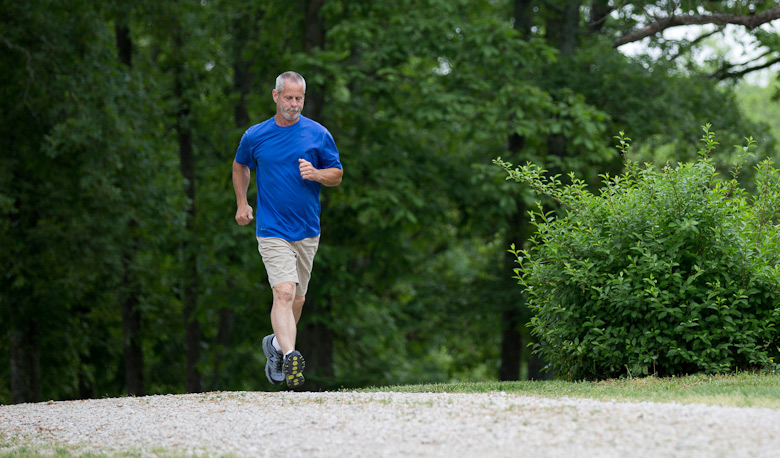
[2,391,780,457]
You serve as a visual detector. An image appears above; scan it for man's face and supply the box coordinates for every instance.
[273,81,305,122]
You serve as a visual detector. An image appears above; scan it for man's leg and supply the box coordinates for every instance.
[260,236,317,388]
[271,293,305,347]
[293,294,305,322]
[270,281,298,355]
[272,284,306,389]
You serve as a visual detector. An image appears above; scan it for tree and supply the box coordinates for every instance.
[3,0,779,403]
[486,0,780,379]
[0,0,177,402]
[113,1,145,398]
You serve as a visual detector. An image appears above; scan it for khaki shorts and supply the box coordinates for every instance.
[257,235,320,296]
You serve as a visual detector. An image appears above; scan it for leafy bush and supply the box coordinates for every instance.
[494,126,780,380]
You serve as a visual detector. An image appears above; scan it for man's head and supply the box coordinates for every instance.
[273,71,306,124]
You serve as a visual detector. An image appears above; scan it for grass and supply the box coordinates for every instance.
[0,434,196,458]
[0,445,114,458]
[358,371,780,408]
[0,444,198,458]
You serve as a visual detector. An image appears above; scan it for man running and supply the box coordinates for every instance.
[232,71,343,389]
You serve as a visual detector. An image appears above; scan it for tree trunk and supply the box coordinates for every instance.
[231,8,258,129]
[499,308,523,381]
[10,307,41,404]
[528,353,550,380]
[513,0,533,38]
[8,206,41,404]
[173,5,201,392]
[518,0,581,382]
[9,326,26,404]
[497,1,535,381]
[27,323,41,401]
[115,20,132,67]
[298,298,334,388]
[210,307,234,390]
[498,185,527,381]
[115,16,145,397]
[547,0,581,56]
[179,118,201,393]
[120,253,145,397]
[122,292,145,395]
[303,0,326,121]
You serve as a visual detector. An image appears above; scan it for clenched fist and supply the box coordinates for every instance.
[299,158,319,182]
[235,204,254,226]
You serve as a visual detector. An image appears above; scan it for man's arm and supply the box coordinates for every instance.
[298,159,343,187]
[232,160,254,225]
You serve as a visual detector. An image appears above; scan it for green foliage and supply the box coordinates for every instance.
[496,128,780,380]
[4,0,780,402]
[736,82,780,149]
[547,38,777,179]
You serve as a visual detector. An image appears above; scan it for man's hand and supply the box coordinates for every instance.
[299,158,343,186]
[299,158,319,182]
[236,204,254,226]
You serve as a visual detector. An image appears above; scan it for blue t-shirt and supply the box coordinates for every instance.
[235,116,342,241]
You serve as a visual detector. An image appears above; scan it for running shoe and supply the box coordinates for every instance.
[262,334,284,385]
[283,350,306,389]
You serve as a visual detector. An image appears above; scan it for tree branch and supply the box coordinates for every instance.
[587,1,615,34]
[712,56,780,80]
[668,27,724,62]
[0,33,36,115]
[0,34,34,81]
[738,49,773,67]
[613,7,780,48]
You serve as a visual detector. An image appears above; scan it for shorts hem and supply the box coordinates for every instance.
[269,278,299,289]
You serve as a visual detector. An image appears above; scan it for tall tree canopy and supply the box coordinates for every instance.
[2,0,779,402]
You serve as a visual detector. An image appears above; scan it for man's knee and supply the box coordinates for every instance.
[273,282,296,306]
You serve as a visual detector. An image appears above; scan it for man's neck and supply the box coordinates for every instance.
[274,114,301,127]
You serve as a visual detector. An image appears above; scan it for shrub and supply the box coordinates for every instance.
[494,126,780,380]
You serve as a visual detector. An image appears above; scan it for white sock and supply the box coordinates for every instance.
[272,336,282,352]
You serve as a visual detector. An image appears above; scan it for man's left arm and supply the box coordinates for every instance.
[299,158,343,187]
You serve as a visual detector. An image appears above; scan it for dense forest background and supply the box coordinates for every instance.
[2,0,780,404]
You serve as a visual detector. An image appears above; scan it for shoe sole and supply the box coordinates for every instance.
[283,351,306,389]
[262,335,284,386]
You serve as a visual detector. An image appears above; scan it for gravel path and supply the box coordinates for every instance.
[2,391,780,457]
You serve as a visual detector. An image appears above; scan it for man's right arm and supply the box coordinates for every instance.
[232,160,254,226]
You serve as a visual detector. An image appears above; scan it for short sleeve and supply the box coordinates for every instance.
[235,132,254,169]
[319,130,342,170]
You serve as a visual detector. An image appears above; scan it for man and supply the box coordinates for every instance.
[232,71,343,389]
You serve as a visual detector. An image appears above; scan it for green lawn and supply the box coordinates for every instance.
[359,371,780,408]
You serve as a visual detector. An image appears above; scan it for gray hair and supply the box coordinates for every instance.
[275,71,306,93]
